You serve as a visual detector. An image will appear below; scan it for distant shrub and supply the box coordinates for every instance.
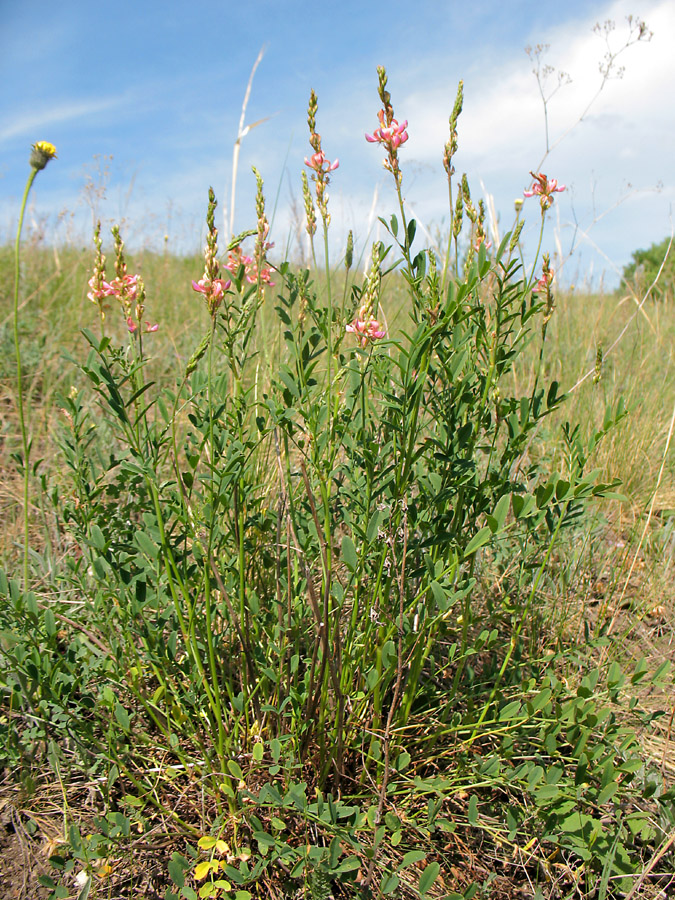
[622,235,674,300]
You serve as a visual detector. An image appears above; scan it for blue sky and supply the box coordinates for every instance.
[1,0,673,287]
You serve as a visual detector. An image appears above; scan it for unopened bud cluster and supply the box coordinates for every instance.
[304,89,339,225]
[192,188,231,317]
[252,167,275,292]
[346,243,386,348]
[443,81,463,178]
[302,171,317,238]
[537,253,556,325]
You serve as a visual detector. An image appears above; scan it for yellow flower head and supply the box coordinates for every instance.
[30,141,57,171]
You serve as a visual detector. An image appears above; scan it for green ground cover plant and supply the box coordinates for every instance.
[0,67,673,900]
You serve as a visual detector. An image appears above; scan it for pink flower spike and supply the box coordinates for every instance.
[346,312,386,347]
[536,268,554,293]
[87,276,116,304]
[110,273,139,300]
[304,151,339,175]
[192,277,231,294]
[213,278,231,297]
[524,172,566,210]
[365,112,409,150]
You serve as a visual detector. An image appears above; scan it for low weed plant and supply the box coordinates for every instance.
[1,69,673,900]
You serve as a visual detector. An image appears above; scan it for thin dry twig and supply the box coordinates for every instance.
[623,828,675,900]
[603,393,675,642]
[228,45,273,239]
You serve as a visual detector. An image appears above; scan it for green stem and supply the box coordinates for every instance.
[526,211,547,291]
[396,188,417,293]
[321,215,335,456]
[13,167,38,588]
[467,498,569,744]
[205,318,227,764]
[441,175,454,295]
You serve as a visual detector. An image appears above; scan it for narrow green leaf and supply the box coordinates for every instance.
[253,831,276,849]
[491,493,510,531]
[382,874,400,894]
[398,850,426,870]
[134,530,158,559]
[464,526,492,557]
[90,524,106,550]
[44,608,56,637]
[341,535,358,572]
[407,218,417,247]
[597,782,618,805]
[418,861,440,896]
[227,760,243,781]
[499,700,521,721]
[530,688,552,712]
[114,703,130,732]
[335,856,361,872]
[168,853,189,887]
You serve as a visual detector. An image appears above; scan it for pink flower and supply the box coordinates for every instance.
[365,109,409,151]
[192,276,231,315]
[304,151,339,175]
[474,234,492,252]
[225,246,254,276]
[145,322,159,332]
[346,304,386,348]
[253,264,275,286]
[192,277,231,300]
[87,276,116,304]
[225,245,275,286]
[536,270,554,293]
[126,316,137,333]
[110,273,140,300]
[524,172,566,210]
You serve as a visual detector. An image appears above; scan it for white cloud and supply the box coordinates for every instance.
[344,0,675,284]
[401,0,673,172]
[0,96,127,144]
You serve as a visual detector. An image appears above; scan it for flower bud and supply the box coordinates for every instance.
[345,230,354,271]
[30,141,57,171]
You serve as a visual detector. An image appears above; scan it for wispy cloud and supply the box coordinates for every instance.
[399,0,672,173]
[0,96,127,144]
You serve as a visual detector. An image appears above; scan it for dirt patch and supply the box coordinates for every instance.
[0,801,49,900]
[0,777,176,900]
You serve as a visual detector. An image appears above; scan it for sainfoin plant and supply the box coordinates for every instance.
[2,67,672,900]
